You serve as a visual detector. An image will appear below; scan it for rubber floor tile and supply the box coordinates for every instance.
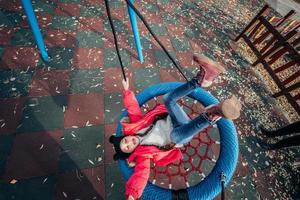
[64,93,104,128]
[28,69,70,97]
[0,97,25,134]
[17,96,67,133]
[59,125,104,172]
[3,130,62,180]
[69,69,103,94]
[55,166,105,200]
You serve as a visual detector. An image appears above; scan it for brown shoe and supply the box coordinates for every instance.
[220,96,241,120]
[193,55,225,87]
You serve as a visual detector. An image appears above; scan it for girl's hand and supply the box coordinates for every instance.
[128,195,134,200]
[122,79,130,90]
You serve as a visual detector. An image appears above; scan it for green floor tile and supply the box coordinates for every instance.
[103,48,130,68]
[105,164,125,200]
[0,135,14,176]
[104,19,128,33]
[153,49,176,68]
[0,10,22,27]
[11,29,46,46]
[161,13,180,25]
[227,176,259,200]
[149,24,167,36]
[17,96,67,133]
[59,0,81,3]
[157,0,170,4]
[0,47,4,57]
[128,36,153,50]
[76,32,103,48]
[108,1,122,9]
[31,0,57,13]
[70,69,103,94]
[104,93,123,124]
[80,6,103,17]
[50,16,78,30]
[59,125,104,172]
[185,25,202,39]
[0,69,34,98]
[171,37,191,51]
[39,47,74,69]
[134,68,161,90]
[0,175,56,200]
[142,3,160,12]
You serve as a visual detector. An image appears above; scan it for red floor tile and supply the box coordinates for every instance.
[131,50,156,68]
[153,36,174,51]
[159,68,186,82]
[55,166,105,200]
[0,47,39,70]
[0,1,22,11]
[234,153,249,178]
[64,93,104,128]
[166,24,185,37]
[103,68,134,93]
[3,130,63,180]
[176,52,197,67]
[45,30,77,48]
[54,3,81,16]
[73,48,103,69]
[0,97,25,135]
[77,17,103,32]
[20,13,53,29]
[104,123,117,164]
[29,69,70,97]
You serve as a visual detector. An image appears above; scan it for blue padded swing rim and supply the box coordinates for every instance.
[116,82,239,200]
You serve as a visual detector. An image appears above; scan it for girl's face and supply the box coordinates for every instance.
[120,136,139,153]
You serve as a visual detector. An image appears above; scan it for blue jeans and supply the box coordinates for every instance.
[163,80,214,144]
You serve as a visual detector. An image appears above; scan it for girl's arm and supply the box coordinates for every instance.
[125,156,151,200]
[122,79,143,123]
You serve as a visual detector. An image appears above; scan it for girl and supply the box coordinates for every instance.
[109,55,242,200]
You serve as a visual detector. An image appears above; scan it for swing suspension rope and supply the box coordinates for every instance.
[104,0,188,82]
[104,1,227,199]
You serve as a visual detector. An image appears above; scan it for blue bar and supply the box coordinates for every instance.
[127,0,144,63]
[21,0,49,61]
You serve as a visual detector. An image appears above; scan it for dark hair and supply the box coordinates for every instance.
[109,135,131,160]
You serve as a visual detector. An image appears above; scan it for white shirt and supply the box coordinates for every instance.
[138,115,173,147]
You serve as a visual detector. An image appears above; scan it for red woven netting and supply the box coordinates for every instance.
[141,96,220,190]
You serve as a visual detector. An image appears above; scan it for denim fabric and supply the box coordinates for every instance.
[163,80,213,144]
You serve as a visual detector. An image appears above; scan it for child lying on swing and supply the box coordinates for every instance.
[109,55,242,200]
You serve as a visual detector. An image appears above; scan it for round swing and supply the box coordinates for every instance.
[104,1,239,199]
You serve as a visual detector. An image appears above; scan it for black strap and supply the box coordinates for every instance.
[172,189,189,200]
[104,0,127,80]
[221,172,226,200]
[124,0,188,81]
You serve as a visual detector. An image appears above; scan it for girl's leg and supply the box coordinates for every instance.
[261,121,300,137]
[170,112,213,144]
[163,79,198,127]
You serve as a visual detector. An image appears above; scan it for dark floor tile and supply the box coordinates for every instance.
[0,69,34,98]
[80,5,103,17]
[0,134,14,176]
[20,13,53,29]
[45,30,77,48]
[11,29,42,46]
[0,47,39,69]
[76,31,103,48]
[38,47,74,70]
[0,28,15,45]
[64,93,104,128]
[104,92,123,124]
[0,10,22,27]
[55,166,105,200]
[171,37,191,52]
[149,24,168,36]
[28,69,70,97]
[0,175,56,200]
[134,68,161,90]
[54,3,81,16]
[3,130,62,180]
[69,69,103,94]
[103,48,131,68]
[59,125,104,172]
[31,0,57,13]
[73,48,103,68]
[153,49,176,68]
[105,163,126,200]
[0,97,25,134]
[50,16,78,30]
[77,17,103,32]
[17,96,67,133]
[103,68,134,93]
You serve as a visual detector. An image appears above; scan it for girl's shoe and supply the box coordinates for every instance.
[193,55,225,87]
[220,95,241,120]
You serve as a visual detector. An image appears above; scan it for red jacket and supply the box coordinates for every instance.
[121,90,183,200]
